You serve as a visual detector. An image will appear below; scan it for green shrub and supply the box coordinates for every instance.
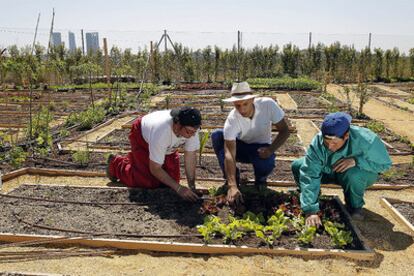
[7,146,27,169]
[366,121,385,134]
[72,150,90,166]
[65,105,106,131]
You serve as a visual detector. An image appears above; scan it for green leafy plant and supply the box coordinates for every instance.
[27,106,53,156]
[263,209,289,243]
[198,130,210,166]
[65,105,106,131]
[366,121,385,134]
[72,146,91,167]
[197,215,225,243]
[382,168,404,182]
[3,146,27,169]
[297,225,317,245]
[324,221,353,248]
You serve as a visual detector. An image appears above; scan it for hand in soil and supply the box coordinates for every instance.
[177,186,200,202]
[257,146,274,159]
[227,186,244,206]
[305,214,322,227]
[333,158,356,173]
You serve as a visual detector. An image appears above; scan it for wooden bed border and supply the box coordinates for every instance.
[380,197,414,236]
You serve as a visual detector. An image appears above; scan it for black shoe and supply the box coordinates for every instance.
[350,207,364,220]
[106,154,118,182]
[255,180,267,192]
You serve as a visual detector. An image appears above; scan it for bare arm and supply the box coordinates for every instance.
[224,140,243,204]
[224,140,238,187]
[149,160,199,202]
[184,150,197,190]
[258,118,291,159]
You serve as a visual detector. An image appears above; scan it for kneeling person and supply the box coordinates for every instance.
[108,107,202,202]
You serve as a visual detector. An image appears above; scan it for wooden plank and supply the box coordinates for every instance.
[2,167,411,191]
[0,232,374,261]
[1,168,30,182]
[380,197,414,236]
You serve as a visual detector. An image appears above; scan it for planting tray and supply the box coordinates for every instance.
[380,197,414,236]
[0,184,374,261]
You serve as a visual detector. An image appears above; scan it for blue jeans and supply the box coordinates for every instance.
[211,129,275,184]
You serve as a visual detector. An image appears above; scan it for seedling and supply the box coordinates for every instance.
[297,225,317,245]
[198,130,210,166]
[324,221,353,248]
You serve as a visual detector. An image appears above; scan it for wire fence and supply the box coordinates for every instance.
[1,27,414,53]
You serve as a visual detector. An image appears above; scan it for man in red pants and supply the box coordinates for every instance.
[108,107,201,202]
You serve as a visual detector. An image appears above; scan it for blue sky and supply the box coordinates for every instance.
[1,0,413,52]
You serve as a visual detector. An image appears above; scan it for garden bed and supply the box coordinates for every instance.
[0,184,373,260]
[380,197,414,235]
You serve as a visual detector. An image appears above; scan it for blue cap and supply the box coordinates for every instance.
[321,112,352,138]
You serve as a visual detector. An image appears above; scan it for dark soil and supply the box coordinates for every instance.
[23,152,110,172]
[289,94,329,109]
[392,201,414,225]
[96,129,130,147]
[0,184,363,250]
[378,163,414,186]
[181,155,295,182]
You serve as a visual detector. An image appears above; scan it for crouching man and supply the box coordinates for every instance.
[212,82,290,205]
[291,112,392,225]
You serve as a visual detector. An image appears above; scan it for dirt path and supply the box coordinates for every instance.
[378,97,414,113]
[327,84,414,143]
[63,116,136,151]
[1,174,413,276]
[150,94,169,108]
[275,94,298,110]
[371,85,411,97]
[292,119,319,148]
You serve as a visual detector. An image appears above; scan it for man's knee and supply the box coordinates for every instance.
[339,167,377,190]
[211,129,224,148]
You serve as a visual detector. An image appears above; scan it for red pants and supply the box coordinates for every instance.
[109,117,180,188]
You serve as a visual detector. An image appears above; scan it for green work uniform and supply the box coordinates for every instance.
[291,125,392,214]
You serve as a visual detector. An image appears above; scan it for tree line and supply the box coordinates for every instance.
[1,42,414,87]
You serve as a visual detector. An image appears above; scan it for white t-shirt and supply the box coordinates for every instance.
[223,97,285,144]
[141,110,200,165]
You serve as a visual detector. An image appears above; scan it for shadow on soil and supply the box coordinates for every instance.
[351,208,413,268]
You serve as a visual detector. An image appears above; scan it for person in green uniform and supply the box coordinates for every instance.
[291,112,392,226]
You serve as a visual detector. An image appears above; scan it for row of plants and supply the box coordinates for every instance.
[197,187,354,249]
[247,77,321,91]
[197,210,353,248]
[1,42,414,87]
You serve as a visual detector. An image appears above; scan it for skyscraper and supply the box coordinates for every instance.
[68,31,76,52]
[85,32,99,53]
[51,32,62,47]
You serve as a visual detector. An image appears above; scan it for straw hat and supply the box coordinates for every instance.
[222,82,257,102]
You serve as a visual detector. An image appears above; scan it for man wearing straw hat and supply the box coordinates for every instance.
[211,81,290,205]
[291,112,392,225]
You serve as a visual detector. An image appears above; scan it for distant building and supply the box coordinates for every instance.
[68,31,76,52]
[85,32,99,53]
[51,32,62,47]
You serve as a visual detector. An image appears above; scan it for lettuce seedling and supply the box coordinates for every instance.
[297,225,317,245]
